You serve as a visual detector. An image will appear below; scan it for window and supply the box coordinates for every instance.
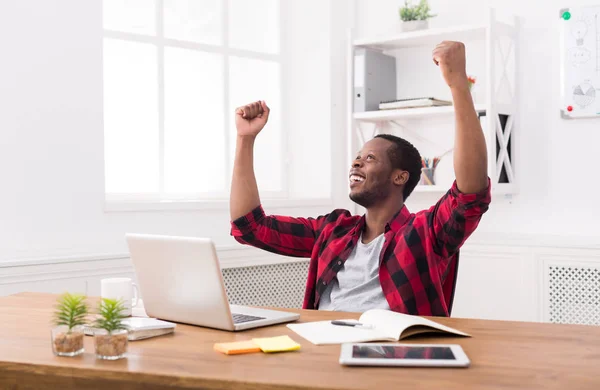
[102,0,283,203]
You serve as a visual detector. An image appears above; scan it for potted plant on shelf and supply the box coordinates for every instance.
[93,298,129,360]
[468,75,476,90]
[51,293,89,357]
[468,75,477,101]
[399,0,435,32]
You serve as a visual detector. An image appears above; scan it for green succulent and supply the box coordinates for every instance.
[94,298,129,335]
[53,293,89,332]
[399,0,436,21]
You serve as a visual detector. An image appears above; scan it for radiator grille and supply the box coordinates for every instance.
[222,261,309,308]
[547,265,600,325]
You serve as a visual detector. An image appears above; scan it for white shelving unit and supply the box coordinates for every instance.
[347,8,519,196]
[353,24,487,50]
[353,104,487,122]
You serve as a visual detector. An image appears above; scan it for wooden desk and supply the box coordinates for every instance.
[1,292,599,390]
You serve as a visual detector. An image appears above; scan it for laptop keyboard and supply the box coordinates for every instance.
[232,313,265,324]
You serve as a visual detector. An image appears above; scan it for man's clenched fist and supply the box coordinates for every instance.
[432,41,468,90]
[235,100,270,138]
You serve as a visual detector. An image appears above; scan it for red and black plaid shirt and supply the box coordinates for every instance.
[230,179,491,316]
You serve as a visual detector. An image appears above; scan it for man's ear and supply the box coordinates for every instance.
[393,170,409,186]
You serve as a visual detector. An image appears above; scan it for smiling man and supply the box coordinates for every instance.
[229,41,491,316]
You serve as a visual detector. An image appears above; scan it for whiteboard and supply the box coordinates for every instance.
[560,6,600,119]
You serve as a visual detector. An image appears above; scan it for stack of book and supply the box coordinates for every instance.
[84,317,176,341]
[379,97,452,110]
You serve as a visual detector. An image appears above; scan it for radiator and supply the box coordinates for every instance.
[222,261,309,308]
[546,264,600,325]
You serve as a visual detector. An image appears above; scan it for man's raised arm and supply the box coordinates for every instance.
[230,100,269,220]
[432,41,488,194]
[426,41,491,259]
[229,101,342,258]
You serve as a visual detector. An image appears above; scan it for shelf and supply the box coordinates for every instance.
[413,183,517,195]
[353,104,486,122]
[347,10,518,197]
[413,185,448,193]
[353,25,487,51]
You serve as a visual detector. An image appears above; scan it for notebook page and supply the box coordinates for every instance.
[359,309,470,339]
[359,310,416,339]
[287,320,393,345]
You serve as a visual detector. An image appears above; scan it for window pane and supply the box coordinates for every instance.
[103,0,156,35]
[103,39,159,193]
[228,0,279,54]
[164,0,222,45]
[164,48,225,194]
[229,57,281,191]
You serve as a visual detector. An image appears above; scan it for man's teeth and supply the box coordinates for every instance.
[350,175,365,182]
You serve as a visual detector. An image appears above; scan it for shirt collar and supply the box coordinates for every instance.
[385,205,411,232]
[352,205,411,235]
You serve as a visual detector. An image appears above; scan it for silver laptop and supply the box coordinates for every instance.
[125,233,300,331]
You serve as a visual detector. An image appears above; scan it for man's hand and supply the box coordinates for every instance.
[432,41,468,90]
[235,100,270,138]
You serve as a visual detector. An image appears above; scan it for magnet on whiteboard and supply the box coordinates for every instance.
[560,8,571,20]
[567,105,573,112]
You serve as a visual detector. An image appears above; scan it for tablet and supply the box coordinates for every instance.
[339,343,470,367]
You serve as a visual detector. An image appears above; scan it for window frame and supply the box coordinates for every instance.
[102,0,290,209]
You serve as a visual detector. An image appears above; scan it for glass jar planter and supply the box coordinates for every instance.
[94,329,128,360]
[51,325,85,357]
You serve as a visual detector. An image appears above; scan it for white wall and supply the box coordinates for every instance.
[4,0,600,324]
[354,0,600,239]
[286,1,331,199]
[0,0,347,264]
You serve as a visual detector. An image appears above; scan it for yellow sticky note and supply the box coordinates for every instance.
[252,335,301,353]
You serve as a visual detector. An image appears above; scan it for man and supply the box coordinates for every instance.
[229,41,491,316]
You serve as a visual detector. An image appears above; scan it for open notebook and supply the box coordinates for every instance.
[287,309,469,345]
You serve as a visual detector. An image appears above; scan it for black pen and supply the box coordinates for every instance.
[331,320,374,329]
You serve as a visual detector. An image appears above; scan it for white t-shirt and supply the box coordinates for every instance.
[318,233,391,312]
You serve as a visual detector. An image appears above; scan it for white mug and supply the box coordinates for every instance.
[100,277,139,316]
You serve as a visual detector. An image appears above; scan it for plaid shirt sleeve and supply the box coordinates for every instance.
[428,178,492,258]
[230,205,346,258]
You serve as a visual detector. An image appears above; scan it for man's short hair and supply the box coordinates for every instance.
[374,134,422,200]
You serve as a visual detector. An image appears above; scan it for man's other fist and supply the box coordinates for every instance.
[432,41,468,89]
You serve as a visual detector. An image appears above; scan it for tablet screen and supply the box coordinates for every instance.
[351,345,456,360]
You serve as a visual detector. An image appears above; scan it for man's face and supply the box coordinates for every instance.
[349,138,396,208]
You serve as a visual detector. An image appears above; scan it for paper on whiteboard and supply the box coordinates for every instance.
[560,6,600,119]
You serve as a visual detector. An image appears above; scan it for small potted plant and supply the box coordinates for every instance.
[468,75,476,90]
[93,298,129,360]
[467,75,477,101]
[399,0,435,32]
[51,293,89,357]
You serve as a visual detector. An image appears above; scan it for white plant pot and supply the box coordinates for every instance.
[401,19,429,32]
